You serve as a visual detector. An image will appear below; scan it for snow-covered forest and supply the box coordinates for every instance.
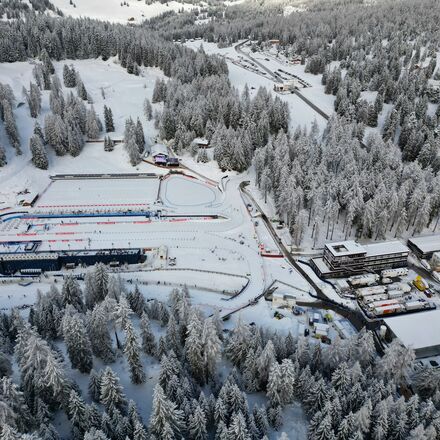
[146,0,440,244]
[2,1,440,437]
[0,263,440,440]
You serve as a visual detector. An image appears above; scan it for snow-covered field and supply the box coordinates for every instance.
[37,177,160,208]
[0,58,165,207]
[51,0,197,23]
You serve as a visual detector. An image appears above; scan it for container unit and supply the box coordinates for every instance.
[373,304,403,316]
[367,298,400,310]
[388,282,411,293]
[405,301,427,311]
[363,293,388,304]
[387,290,404,299]
[356,285,387,298]
[349,274,379,287]
[380,268,409,278]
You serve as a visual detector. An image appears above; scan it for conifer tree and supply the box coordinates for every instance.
[88,369,102,402]
[144,98,153,121]
[87,303,115,362]
[62,275,84,312]
[30,134,49,170]
[104,136,115,152]
[124,321,146,384]
[100,367,126,412]
[140,312,156,356]
[104,105,115,132]
[2,101,21,155]
[68,390,88,434]
[62,312,93,374]
[149,384,184,439]
[188,403,207,440]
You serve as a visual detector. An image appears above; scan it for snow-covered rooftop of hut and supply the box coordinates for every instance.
[384,309,440,353]
[151,143,168,157]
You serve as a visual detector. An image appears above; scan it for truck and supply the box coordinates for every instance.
[380,268,409,278]
[413,275,429,291]
[349,274,379,287]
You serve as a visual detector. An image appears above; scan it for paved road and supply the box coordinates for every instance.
[235,40,331,120]
[233,40,376,153]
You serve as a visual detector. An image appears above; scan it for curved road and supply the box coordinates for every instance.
[239,181,371,331]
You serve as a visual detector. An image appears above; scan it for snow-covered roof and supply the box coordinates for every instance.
[151,143,168,157]
[193,137,209,146]
[311,257,332,274]
[364,241,409,257]
[325,240,408,258]
[408,235,440,255]
[384,310,440,351]
[325,240,365,257]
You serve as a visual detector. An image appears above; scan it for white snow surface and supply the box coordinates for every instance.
[51,0,197,23]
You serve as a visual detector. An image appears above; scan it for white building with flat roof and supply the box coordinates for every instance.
[311,240,409,278]
[384,309,440,358]
[408,235,440,259]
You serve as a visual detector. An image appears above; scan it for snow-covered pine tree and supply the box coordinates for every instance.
[85,263,109,308]
[0,146,6,167]
[140,312,156,356]
[62,311,93,374]
[149,384,184,439]
[66,122,84,157]
[40,48,55,75]
[202,317,221,381]
[135,118,145,153]
[29,134,48,170]
[227,411,250,440]
[188,402,207,440]
[88,369,102,402]
[2,100,21,155]
[62,274,84,312]
[67,390,88,434]
[77,77,88,101]
[63,65,77,88]
[124,118,141,165]
[104,105,115,132]
[83,428,110,440]
[143,98,153,121]
[23,82,41,118]
[104,136,115,152]
[86,106,100,139]
[87,303,115,362]
[126,285,146,317]
[100,367,126,412]
[185,309,205,383]
[123,321,146,384]
[114,294,133,332]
